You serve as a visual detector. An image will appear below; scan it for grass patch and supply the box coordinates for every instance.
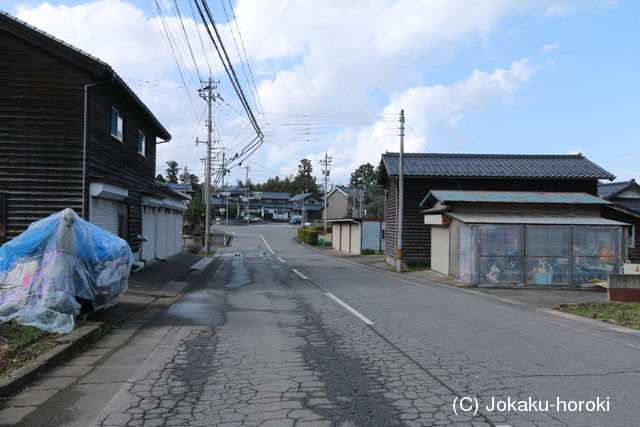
[557,302,640,330]
[0,321,62,376]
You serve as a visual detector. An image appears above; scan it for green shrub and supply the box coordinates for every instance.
[297,227,319,245]
[361,248,375,255]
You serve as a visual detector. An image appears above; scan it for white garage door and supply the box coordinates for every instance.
[90,197,118,235]
[141,205,156,261]
[156,208,168,259]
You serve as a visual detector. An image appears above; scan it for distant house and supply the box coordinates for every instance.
[254,191,291,219]
[378,153,619,268]
[0,12,184,259]
[599,179,640,262]
[325,186,359,219]
[290,193,323,221]
[164,183,195,198]
[599,180,640,213]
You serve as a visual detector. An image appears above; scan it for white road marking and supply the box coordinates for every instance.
[325,292,374,326]
[292,269,309,280]
[260,234,275,254]
[311,252,640,348]
[277,256,285,263]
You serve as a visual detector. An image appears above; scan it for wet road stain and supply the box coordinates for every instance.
[224,258,253,289]
[161,293,226,326]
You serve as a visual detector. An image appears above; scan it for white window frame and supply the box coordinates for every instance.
[111,106,124,141]
[137,130,146,156]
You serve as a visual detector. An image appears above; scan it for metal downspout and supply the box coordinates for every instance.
[82,78,113,219]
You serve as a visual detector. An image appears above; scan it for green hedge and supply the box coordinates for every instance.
[297,227,319,245]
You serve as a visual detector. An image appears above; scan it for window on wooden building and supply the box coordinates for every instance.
[110,107,124,141]
[0,193,6,237]
[137,130,146,156]
[630,225,636,248]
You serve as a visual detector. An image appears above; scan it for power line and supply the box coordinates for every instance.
[194,0,262,138]
[248,0,294,60]
[172,0,203,82]
[222,0,264,117]
[150,0,200,120]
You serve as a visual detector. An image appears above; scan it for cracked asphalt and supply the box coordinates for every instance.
[7,224,640,426]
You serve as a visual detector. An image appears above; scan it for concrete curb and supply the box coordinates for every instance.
[0,291,164,400]
[0,322,103,398]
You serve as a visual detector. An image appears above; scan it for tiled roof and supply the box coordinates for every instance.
[380,153,615,180]
[420,190,611,208]
[254,192,291,200]
[616,199,640,212]
[290,193,313,202]
[598,179,636,199]
[165,183,193,191]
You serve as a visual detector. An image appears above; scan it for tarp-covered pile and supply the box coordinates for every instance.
[0,208,133,333]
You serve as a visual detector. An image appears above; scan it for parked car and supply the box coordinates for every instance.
[289,216,302,225]
[245,215,262,223]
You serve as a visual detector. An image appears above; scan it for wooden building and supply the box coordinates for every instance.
[378,153,617,267]
[599,179,640,262]
[0,12,173,255]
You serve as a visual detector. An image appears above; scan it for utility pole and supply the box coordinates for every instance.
[302,189,306,225]
[197,77,219,254]
[319,151,332,234]
[244,165,250,218]
[396,110,405,273]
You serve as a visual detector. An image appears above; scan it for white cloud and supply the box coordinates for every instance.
[546,4,576,16]
[328,59,538,175]
[541,43,560,53]
[12,0,615,184]
[567,148,583,155]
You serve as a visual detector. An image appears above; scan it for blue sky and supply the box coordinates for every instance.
[5,0,638,185]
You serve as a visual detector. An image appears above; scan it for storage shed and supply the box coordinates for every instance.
[421,190,629,286]
[330,218,384,255]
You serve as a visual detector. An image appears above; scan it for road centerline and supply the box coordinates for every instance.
[292,268,309,280]
[259,234,275,254]
[325,292,374,325]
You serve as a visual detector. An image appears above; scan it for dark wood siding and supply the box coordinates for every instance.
[384,177,397,264]
[86,85,159,251]
[383,174,601,265]
[1,27,164,251]
[601,207,640,263]
[0,30,86,241]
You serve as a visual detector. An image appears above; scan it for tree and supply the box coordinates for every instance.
[166,161,179,184]
[178,167,201,192]
[156,174,166,183]
[349,163,377,188]
[297,159,313,177]
[292,159,318,193]
[349,163,384,218]
[185,191,205,229]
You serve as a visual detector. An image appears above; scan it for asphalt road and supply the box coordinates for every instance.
[13,223,640,426]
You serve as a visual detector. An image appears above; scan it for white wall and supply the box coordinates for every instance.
[431,226,450,275]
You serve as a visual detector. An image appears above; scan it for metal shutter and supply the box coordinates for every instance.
[90,197,118,235]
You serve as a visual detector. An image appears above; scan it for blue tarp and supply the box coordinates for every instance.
[0,209,133,333]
